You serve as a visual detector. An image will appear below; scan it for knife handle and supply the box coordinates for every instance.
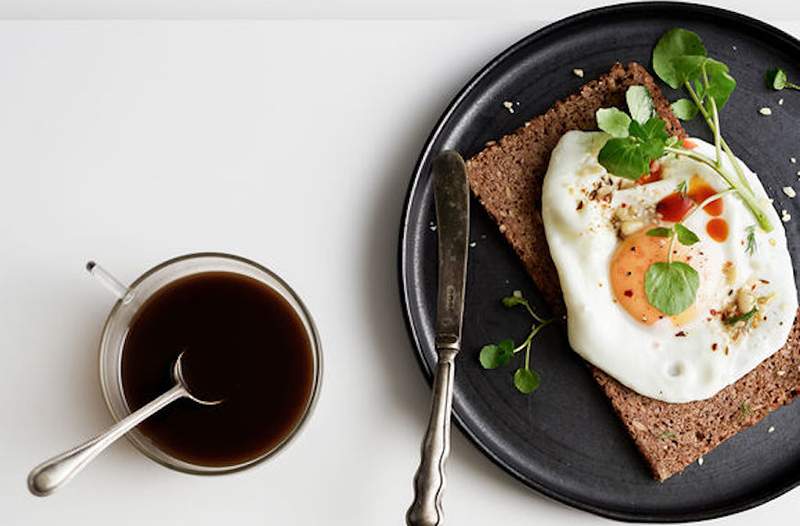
[406,345,457,526]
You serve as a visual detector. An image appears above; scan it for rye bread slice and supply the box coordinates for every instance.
[465,62,800,480]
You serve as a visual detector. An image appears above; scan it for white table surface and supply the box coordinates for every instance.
[1,19,799,526]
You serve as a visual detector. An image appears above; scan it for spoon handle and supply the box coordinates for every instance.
[28,383,185,496]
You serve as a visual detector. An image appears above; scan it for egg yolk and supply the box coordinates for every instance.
[609,227,695,325]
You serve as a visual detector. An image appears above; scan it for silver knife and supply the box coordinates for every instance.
[407,150,470,526]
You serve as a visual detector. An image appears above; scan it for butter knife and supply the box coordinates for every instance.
[407,150,470,526]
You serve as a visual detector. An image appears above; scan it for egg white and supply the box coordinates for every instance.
[541,131,798,402]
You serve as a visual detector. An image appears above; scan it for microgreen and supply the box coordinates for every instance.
[596,107,631,137]
[626,85,655,124]
[675,179,688,196]
[652,28,706,89]
[675,223,700,246]
[479,339,514,369]
[765,68,800,91]
[647,227,672,238]
[597,116,668,180]
[513,368,540,394]
[645,262,700,316]
[745,224,758,256]
[724,307,758,325]
[670,98,698,121]
[479,290,552,395]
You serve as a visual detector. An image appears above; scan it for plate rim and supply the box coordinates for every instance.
[397,2,800,522]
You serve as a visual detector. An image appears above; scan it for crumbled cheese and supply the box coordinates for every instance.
[768,426,775,433]
[469,241,477,248]
[429,222,437,232]
[759,107,773,116]
[573,68,585,78]
[779,98,785,106]
[781,209,791,222]
[698,457,704,466]
[792,157,797,164]
[782,186,797,198]
[502,101,515,114]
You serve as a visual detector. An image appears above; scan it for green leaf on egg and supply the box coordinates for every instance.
[644,261,700,316]
[647,227,673,238]
[675,223,700,246]
[596,107,631,138]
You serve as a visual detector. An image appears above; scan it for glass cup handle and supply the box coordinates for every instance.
[86,261,134,303]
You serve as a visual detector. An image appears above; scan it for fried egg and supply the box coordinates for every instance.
[542,131,797,402]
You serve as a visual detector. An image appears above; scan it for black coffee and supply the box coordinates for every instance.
[121,271,314,467]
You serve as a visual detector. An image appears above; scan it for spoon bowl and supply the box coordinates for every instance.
[28,351,220,496]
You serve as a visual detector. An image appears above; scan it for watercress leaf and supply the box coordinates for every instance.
[596,107,631,137]
[670,98,698,120]
[626,85,654,124]
[513,368,541,394]
[669,54,708,86]
[647,227,673,237]
[653,28,707,88]
[480,343,513,369]
[501,295,526,308]
[644,261,700,315]
[766,68,787,90]
[675,223,700,245]
[631,117,668,159]
[702,58,736,110]
[597,137,650,180]
[498,339,515,355]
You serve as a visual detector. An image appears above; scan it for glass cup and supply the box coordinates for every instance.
[97,252,322,475]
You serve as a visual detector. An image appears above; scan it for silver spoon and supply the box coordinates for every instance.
[28,351,221,496]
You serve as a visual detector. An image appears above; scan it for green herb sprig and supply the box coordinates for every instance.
[479,290,552,394]
[745,224,758,256]
[651,28,772,232]
[765,68,800,92]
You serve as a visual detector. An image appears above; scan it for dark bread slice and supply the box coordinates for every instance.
[466,62,800,480]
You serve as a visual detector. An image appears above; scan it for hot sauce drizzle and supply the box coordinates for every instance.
[706,217,729,242]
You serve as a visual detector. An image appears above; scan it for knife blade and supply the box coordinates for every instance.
[407,150,470,526]
[433,151,470,352]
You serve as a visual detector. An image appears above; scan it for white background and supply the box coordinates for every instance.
[1,4,799,526]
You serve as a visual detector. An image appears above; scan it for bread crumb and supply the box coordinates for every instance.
[502,101,515,114]
[759,107,772,116]
[698,457,704,466]
[768,426,775,433]
[573,68,585,78]
[781,209,791,222]
[783,186,796,198]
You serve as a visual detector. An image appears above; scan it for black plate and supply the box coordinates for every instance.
[399,2,800,522]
